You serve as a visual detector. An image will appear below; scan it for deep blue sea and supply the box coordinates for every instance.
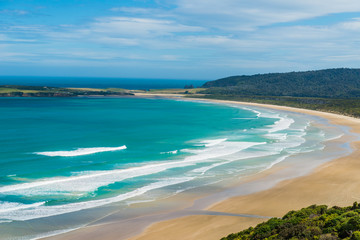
[0,76,207,89]
[0,97,345,239]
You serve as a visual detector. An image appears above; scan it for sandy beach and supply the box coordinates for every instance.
[45,94,360,240]
[128,95,360,240]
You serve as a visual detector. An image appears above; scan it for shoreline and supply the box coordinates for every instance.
[128,94,360,240]
[42,93,360,240]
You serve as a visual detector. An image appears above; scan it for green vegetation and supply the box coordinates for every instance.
[0,85,133,97]
[221,203,360,240]
[197,68,360,118]
[0,87,45,94]
[203,68,360,98]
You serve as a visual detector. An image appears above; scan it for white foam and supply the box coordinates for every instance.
[182,141,266,162]
[219,150,280,162]
[0,139,266,221]
[29,227,83,240]
[287,144,325,154]
[325,133,344,142]
[200,138,227,147]
[34,145,127,157]
[192,162,227,175]
[161,150,178,154]
[0,163,188,196]
[240,107,262,118]
[292,121,311,132]
[258,111,281,119]
[268,117,295,133]
[0,177,194,221]
[0,141,264,196]
[236,107,296,134]
[260,134,306,153]
[0,220,12,224]
[191,150,281,175]
[265,155,291,170]
[265,133,288,141]
[0,201,45,214]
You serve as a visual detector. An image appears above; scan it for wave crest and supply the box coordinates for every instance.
[34,145,127,157]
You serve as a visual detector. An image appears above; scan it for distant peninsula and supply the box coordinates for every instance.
[0,85,133,97]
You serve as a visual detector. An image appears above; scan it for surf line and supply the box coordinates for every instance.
[34,145,127,157]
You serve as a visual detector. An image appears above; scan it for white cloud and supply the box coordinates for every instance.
[110,7,152,14]
[93,37,139,46]
[339,18,360,30]
[1,0,360,77]
[88,17,204,37]
[174,0,360,30]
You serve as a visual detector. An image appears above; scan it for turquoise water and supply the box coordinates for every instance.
[0,97,343,239]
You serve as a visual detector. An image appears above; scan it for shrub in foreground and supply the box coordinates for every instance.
[221,203,360,240]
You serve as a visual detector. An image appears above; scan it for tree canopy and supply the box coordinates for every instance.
[221,203,360,240]
[202,68,360,98]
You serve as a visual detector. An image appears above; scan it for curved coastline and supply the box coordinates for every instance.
[39,94,360,240]
[129,96,360,240]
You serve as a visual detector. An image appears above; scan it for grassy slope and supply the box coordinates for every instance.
[0,87,45,93]
[0,86,132,96]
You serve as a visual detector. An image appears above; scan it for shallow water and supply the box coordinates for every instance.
[0,97,347,239]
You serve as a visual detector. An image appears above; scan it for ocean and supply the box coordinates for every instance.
[0,97,347,239]
[0,76,207,89]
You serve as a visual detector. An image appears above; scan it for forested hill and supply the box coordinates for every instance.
[202,68,360,98]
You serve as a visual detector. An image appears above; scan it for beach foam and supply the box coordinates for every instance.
[183,141,266,162]
[29,227,83,240]
[0,177,195,221]
[0,163,191,196]
[192,162,228,175]
[268,116,295,133]
[191,149,283,175]
[0,141,264,196]
[265,155,291,170]
[240,107,261,118]
[161,150,178,154]
[200,138,228,147]
[0,201,45,214]
[34,145,127,157]
[265,133,288,141]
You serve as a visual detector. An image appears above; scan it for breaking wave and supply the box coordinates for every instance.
[34,146,127,157]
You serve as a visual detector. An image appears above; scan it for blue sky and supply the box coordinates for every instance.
[1,0,360,79]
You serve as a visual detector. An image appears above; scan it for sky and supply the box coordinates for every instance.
[1,0,360,80]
